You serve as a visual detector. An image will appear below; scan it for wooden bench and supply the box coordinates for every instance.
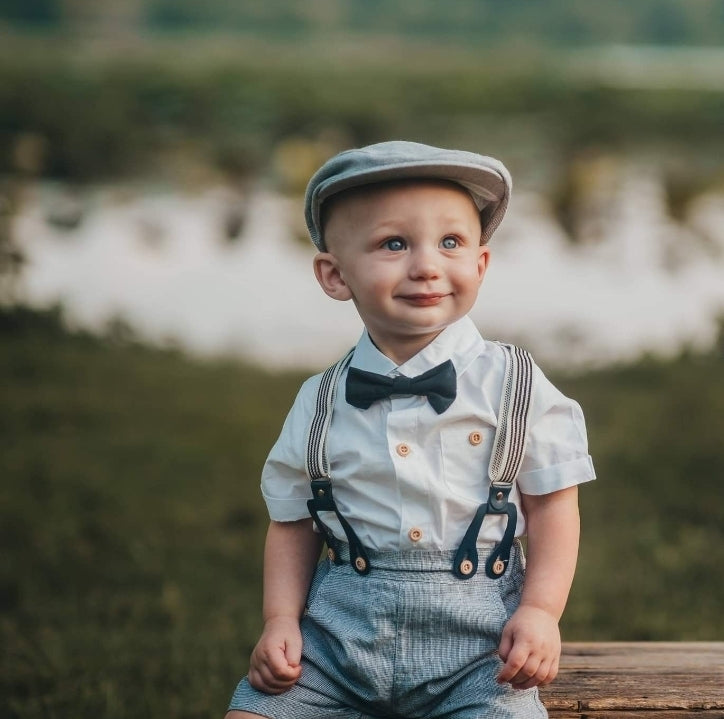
[540,642,724,718]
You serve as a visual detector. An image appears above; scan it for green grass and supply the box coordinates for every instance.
[1,306,723,717]
[0,307,304,718]
[558,354,724,640]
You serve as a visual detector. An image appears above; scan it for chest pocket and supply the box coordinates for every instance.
[440,423,495,502]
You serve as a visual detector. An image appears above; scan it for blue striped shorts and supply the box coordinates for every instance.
[228,541,547,718]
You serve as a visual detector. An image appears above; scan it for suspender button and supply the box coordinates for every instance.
[459,559,474,576]
[496,491,504,501]
[354,557,368,572]
[327,548,336,562]
[492,559,505,575]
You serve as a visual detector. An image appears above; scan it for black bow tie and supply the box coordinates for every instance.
[345,360,457,414]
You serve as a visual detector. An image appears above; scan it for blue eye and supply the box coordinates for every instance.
[383,238,406,251]
[440,236,459,249]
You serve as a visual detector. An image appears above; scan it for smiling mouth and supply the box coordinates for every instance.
[399,293,449,306]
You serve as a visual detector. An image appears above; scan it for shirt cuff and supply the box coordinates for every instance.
[262,491,312,522]
[517,455,596,496]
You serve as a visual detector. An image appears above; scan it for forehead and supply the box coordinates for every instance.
[321,178,480,232]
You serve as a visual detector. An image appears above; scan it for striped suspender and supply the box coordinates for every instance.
[489,343,534,486]
[306,343,534,580]
[306,349,353,481]
[453,343,534,579]
[305,350,371,575]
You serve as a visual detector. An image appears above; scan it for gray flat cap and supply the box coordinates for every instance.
[304,140,512,251]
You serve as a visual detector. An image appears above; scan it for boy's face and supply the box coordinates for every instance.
[313,180,490,363]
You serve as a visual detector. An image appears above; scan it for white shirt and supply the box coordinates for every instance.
[261,315,595,551]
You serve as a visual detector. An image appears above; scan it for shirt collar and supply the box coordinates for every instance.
[350,315,486,378]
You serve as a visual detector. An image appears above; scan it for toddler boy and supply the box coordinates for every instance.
[226,141,595,718]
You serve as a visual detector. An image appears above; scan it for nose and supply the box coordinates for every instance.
[408,244,440,280]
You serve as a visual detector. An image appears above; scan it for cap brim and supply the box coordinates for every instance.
[305,142,512,251]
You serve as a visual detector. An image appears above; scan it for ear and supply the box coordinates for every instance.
[313,252,353,301]
[477,244,491,284]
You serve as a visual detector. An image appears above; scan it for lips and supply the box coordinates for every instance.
[399,293,449,306]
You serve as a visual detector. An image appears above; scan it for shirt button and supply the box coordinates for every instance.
[396,443,411,457]
[408,527,423,542]
[468,431,483,446]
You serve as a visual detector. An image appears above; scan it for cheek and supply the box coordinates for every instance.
[346,259,404,305]
[344,267,387,302]
[363,265,398,293]
[454,264,485,290]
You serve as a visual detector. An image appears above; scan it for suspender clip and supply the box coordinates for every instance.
[306,479,371,575]
[309,479,336,511]
[483,482,517,579]
[307,480,345,565]
[488,483,512,511]
[453,482,518,580]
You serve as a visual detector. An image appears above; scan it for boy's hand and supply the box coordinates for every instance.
[248,616,303,694]
[497,605,561,690]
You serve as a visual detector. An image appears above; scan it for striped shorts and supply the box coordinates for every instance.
[228,541,547,718]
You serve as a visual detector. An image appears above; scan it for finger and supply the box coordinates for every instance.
[249,664,299,694]
[262,643,299,678]
[511,654,559,689]
[263,659,301,685]
[496,643,531,684]
[248,667,285,694]
[510,657,553,690]
[499,648,545,686]
[251,647,300,687]
[250,676,294,694]
[285,633,303,668]
[533,655,559,688]
[497,625,514,663]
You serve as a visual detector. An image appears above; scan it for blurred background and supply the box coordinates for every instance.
[1,1,723,717]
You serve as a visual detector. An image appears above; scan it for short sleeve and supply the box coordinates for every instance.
[516,364,596,495]
[260,374,322,521]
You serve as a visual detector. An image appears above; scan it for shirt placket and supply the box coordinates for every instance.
[386,396,433,550]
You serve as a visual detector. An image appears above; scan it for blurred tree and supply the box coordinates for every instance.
[133,0,724,46]
[0,0,61,25]
[644,1,691,45]
[57,0,144,33]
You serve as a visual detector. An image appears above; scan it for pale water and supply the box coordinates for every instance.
[14,167,724,370]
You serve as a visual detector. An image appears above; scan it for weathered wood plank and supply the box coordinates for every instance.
[540,642,724,717]
[550,714,724,719]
